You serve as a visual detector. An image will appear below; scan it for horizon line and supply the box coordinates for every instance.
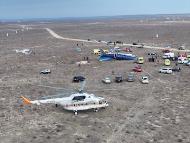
[1,13,190,21]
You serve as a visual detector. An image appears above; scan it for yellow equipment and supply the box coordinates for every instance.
[93,49,109,55]
[164,59,171,66]
[137,57,144,64]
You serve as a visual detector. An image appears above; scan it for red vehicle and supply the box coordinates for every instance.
[123,47,132,52]
[133,65,142,72]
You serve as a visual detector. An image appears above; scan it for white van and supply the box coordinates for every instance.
[159,67,173,74]
[162,52,174,59]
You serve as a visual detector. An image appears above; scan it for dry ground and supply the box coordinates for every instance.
[0,20,190,143]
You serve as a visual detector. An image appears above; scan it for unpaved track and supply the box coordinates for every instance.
[45,28,190,52]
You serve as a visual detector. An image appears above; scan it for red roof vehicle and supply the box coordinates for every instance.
[123,47,132,52]
[133,65,142,72]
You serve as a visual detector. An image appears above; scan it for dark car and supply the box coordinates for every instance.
[148,52,157,56]
[116,41,123,44]
[172,66,181,72]
[107,41,113,45]
[115,76,123,83]
[73,76,85,82]
[132,42,138,45]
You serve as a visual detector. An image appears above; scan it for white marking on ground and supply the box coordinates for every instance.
[45,28,190,52]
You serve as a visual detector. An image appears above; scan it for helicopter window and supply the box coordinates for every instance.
[72,96,86,101]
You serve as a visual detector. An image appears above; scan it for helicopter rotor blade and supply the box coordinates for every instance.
[87,88,118,92]
[30,84,73,91]
[40,92,76,100]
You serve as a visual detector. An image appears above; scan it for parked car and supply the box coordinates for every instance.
[40,69,51,74]
[107,41,113,45]
[127,72,135,82]
[162,52,175,59]
[172,66,181,72]
[137,57,144,64]
[178,45,185,50]
[73,76,85,82]
[137,44,144,48]
[159,67,173,74]
[187,55,190,60]
[116,41,123,44]
[123,47,132,52]
[148,52,157,56]
[102,77,111,84]
[115,75,123,83]
[133,65,142,72]
[141,76,149,84]
[186,61,190,66]
[178,58,189,64]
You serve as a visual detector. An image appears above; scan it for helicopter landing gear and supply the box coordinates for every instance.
[74,111,78,115]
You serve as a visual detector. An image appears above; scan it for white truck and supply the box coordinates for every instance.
[162,52,175,59]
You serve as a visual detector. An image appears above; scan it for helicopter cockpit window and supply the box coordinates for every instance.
[72,96,86,101]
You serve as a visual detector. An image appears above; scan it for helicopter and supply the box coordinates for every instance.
[21,81,109,115]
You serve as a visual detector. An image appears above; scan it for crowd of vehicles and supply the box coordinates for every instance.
[21,42,190,115]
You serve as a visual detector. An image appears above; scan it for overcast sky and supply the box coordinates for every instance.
[0,0,190,19]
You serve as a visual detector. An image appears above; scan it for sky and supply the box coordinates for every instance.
[0,0,190,19]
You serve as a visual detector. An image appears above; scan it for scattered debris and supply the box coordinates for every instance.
[76,61,89,65]
[15,49,32,55]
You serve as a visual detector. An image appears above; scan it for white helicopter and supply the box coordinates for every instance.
[21,81,109,115]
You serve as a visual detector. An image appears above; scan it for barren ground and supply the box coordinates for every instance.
[0,20,190,143]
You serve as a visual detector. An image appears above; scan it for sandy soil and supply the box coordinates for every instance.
[0,19,190,143]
